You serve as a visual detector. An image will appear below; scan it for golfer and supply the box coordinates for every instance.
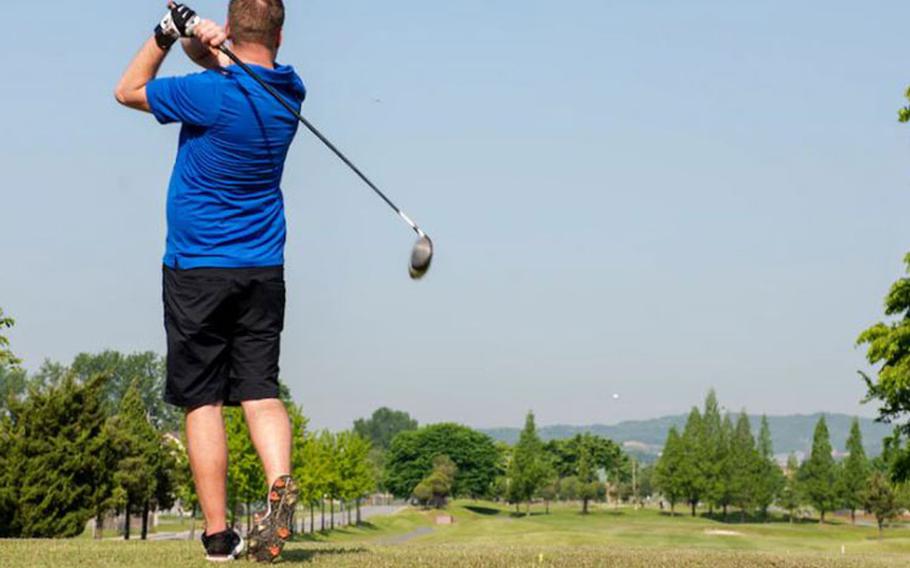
[115,1,302,562]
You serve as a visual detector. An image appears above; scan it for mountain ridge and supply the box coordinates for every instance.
[479,412,893,460]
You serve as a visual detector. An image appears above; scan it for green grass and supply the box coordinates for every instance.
[4,501,910,567]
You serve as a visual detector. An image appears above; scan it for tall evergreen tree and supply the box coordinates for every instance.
[714,414,736,519]
[654,427,684,514]
[3,373,111,537]
[106,381,159,539]
[701,390,723,514]
[679,407,706,517]
[508,411,547,515]
[754,415,784,520]
[778,453,802,523]
[799,416,838,524]
[840,418,869,524]
[728,412,758,521]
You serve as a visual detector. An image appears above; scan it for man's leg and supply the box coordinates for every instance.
[186,403,228,536]
[242,398,292,486]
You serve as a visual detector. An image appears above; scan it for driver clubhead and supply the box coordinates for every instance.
[409,235,434,280]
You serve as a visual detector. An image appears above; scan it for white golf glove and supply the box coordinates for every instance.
[155,3,201,50]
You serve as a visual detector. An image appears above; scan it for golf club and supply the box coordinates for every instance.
[218,45,434,280]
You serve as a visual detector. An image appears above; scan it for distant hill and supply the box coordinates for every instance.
[480,414,894,462]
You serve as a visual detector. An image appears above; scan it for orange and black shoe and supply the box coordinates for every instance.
[247,475,299,563]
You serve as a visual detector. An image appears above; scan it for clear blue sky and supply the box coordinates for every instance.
[2,1,909,430]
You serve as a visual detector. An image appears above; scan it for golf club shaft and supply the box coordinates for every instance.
[219,45,426,238]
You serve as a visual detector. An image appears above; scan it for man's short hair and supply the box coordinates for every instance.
[228,0,285,49]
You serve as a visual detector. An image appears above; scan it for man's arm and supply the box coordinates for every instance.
[114,38,169,112]
[181,20,231,71]
[114,3,215,113]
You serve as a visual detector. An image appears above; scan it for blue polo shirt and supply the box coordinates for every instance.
[147,64,306,269]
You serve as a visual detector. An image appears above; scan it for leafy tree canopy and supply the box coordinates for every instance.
[384,423,501,499]
[353,407,418,451]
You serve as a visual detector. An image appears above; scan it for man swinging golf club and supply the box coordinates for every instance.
[115,1,302,562]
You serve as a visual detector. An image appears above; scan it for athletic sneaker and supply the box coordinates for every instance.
[201,529,244,562]
[247,475,299,562]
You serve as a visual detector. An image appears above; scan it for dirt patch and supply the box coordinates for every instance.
[704,529,743,537]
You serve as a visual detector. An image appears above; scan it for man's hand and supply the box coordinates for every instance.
[155,2,201,50]
[193,20,227,50]
[182,19,230,70]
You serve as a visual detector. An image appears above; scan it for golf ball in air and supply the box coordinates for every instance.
[612,393,620,400]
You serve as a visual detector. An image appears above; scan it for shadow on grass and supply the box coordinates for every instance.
[282,546,368,563]
[508,511,551,518]
[464,505,502,516]
[293,523,379,542]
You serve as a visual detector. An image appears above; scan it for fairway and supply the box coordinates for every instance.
[3,501,909,567]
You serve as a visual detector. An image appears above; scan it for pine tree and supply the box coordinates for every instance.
[701,390,723,514]
[508,411,547,515]
[800,416,838,524]
[840,418,869,524]
[654,427,684,514]
[754,415,784,520]
[3,373,111,537]
[778,453,802,523]
[714,414,736,519]
[106,381,160,539]
[728,412,758,521]
[679,407,706,517]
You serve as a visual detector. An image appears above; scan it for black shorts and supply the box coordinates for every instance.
[162,265,286,408]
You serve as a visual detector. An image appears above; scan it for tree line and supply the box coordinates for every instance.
[0,312,378,539]
[653,390,908,536]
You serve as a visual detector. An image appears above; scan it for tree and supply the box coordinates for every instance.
[576,436,599,514]
[863,471,900,539]
[799,416,838,524]
[224,407,265,533]
[728,412,758,521]
[778,453,802,524]
[679,408,706,516]
[713,413,735,519]
[336,431,375,524]
[319,431,342,530]
[701,390,724,515]
[413,455,457,509]
[840,418,869,524]
[172,433,199,539]
[353,407,418,451]
[654,427,684,514]
[385,423,501,499]
[0,309,25,418]
[0,308,19,369]
[857,253,910,481]
[296,430,329,534]
[754,415,784,520]
[508,411,548,515]
[106,381,161,539]
[2,373,111,537]
[70,351,178,431]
